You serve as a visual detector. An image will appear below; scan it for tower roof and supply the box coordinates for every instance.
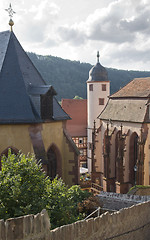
[87,51,108,82]
[0,30,69,123]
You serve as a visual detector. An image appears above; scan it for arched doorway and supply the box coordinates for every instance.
[47,144,62,180]
[129,132,138,186]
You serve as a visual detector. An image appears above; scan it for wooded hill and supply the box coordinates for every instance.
[28,52,150,100]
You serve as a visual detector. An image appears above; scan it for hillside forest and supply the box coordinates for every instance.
[28,52,150,101]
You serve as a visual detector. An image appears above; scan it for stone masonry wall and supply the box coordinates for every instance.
[0,209,50,240]
[0,201,150,240]
[50,201,150,240]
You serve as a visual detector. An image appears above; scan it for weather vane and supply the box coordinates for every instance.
[5,3,16,31]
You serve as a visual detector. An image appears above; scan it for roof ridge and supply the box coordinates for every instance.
[0,31,11,73]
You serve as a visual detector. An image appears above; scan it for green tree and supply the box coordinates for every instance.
[73,96,83,99]
[0,150,91,229]
[0,150,49,220]
[47,178,91,229]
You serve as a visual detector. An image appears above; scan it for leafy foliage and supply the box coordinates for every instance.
[78,195,103,216]
[73,96,83,99]
[28,52,150,100]
[0,151,91,229]
[0,150,49,219]
[47,178,91,229]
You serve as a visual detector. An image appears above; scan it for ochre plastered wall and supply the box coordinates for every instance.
[0,122,78,186]
[41,121,78,185]
[0,124,33,155]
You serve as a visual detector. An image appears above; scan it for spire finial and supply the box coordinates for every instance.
[97,51,100,63]
[5,3,16,31]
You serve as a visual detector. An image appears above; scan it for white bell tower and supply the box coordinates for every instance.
[87,51,110,172]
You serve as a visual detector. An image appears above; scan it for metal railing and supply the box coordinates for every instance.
[84,207,100,220]
[91,183,103,194]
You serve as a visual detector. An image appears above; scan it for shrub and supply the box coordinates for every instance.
[0,150,49,219]
[47,178,91,229]
[0,150,91,229]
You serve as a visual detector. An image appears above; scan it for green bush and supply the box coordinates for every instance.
[0,150,49,219]
[0,150,91,229]
[47,178,91,229]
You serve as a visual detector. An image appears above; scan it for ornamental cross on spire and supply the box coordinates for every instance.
[5,3,16,31]
[5,3,16,18]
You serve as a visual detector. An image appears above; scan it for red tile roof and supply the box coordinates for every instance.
[110,77,150,98]
[62,99,87,137]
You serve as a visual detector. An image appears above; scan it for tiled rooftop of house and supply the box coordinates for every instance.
[98,192,150,211]
[62,99,87,137]
[111,77,150,98]
[99,98,148,123]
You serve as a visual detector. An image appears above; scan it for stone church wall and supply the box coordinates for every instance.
[0,201,150,240]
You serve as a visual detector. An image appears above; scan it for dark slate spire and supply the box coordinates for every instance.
[87,51,108,82]
[0,30,70,123]
[0,31,41,123]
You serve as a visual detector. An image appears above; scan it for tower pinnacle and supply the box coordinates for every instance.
[5,3,16,31]
[97,51,100,63]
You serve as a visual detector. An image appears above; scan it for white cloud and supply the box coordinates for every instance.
[58,0,150,45]
[1,0,150,70]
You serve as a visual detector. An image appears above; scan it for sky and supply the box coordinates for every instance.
[1,0,150,71]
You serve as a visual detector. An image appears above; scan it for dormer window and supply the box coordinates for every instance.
[40,86,57,120]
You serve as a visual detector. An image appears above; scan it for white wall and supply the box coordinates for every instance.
[87,81,110,172]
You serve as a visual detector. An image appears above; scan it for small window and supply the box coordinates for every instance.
[80,149,84,156]
[82,163,87,168]
[79,138,83,144]
[89,84,93,91]
[102,84,106,91]
[99,98,104,105]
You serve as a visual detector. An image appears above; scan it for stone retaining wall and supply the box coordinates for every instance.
[50,201,150,240]
[0,200,150,240]
[0,209,50,240]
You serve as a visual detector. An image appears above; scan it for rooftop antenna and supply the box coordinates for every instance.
[5,3,16,31]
